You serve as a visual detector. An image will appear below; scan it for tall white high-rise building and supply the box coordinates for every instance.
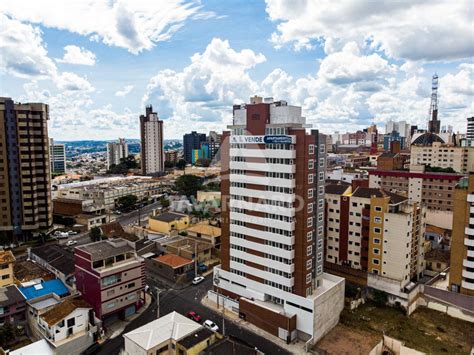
[107,138,129,168]
[213,96,344,344]
[140,105,164,175]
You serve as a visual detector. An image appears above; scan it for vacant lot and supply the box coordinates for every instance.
[317,302,474,354]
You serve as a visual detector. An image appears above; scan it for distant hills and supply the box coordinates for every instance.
[58,139,182,158]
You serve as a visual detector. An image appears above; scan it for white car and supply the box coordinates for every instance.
[66,240,77,246]
[56,232,69,239]
[68,231,78,235]
[203,320,219,332]
[192,276,204,285]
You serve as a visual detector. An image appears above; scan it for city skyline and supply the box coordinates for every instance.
[1,0,472,140]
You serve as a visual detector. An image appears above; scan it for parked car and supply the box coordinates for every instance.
[203,320,219,332]
[197,263,208,272]
[186,311,202,323]
[66,240,77,246]
[67,231,78,235]
[192,276,205,285]
[56,232,69,239]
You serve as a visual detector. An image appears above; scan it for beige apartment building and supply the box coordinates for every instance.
[0,97,52,242]
[0,250,15,287]
[410,142,474,173]
[449,174,474,296]
[54,177,163,210]
[325,184,425,307]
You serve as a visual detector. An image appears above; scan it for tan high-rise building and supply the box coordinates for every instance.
[410,142,474,173]
[0,97,53,241]
[140,105,164,175]
[325,185,425,283]
[449,173,474,296]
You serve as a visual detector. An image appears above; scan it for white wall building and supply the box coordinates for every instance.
[35,298,98,355]
[123,311,201,355]
[107,138,129,168]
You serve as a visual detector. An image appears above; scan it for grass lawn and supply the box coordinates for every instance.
[339,302,474,354]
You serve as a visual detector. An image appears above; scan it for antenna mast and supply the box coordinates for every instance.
[428,74,440,133]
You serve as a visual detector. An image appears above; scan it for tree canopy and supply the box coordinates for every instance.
[107,155,138,174]
[424,165,457,173]
[176,159,186,170]
[117,194,138,210]
[89,226,102,242]
[174,175,202,197]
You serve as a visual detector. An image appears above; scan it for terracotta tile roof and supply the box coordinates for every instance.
[14,260,55,283]
[0,250,15,265]
[426,224,448,235]
[100,222,138,242]
[41,298,91,326]
[155,254,193,269]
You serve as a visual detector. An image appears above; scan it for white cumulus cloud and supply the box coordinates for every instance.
[0,14,56,79]
[0,0,219,54]
[265,0,473,61]
[56,45,96,65]
[115,85,134,97]
[54,72,95,92]
[142,38,265,136]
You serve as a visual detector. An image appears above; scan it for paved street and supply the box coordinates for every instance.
[115,200,163,227]
[98,276,290,355]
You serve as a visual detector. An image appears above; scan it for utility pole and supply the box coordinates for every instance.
[194,240,198,278]
[137,205,141,227]
[213,270,225,335]
[155,287,162,318]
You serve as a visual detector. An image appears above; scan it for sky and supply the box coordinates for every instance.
[0,0,473,141]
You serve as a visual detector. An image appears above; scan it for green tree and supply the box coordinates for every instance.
[0,324,16,347]
[174,175,202,197]
[107,155,138,174]
[203,181,220,191]
[159,197,170,208]
[89,226,102,242]
[164,161,175,169]
[117,195,138,210]
[425,165,456,173]
[372,289,388,306]
[176,159,186,170]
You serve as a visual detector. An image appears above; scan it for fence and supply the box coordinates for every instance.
[207,290,239,312]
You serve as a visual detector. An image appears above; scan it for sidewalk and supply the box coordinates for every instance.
[99,292,153,343]
[201,295,311,354]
